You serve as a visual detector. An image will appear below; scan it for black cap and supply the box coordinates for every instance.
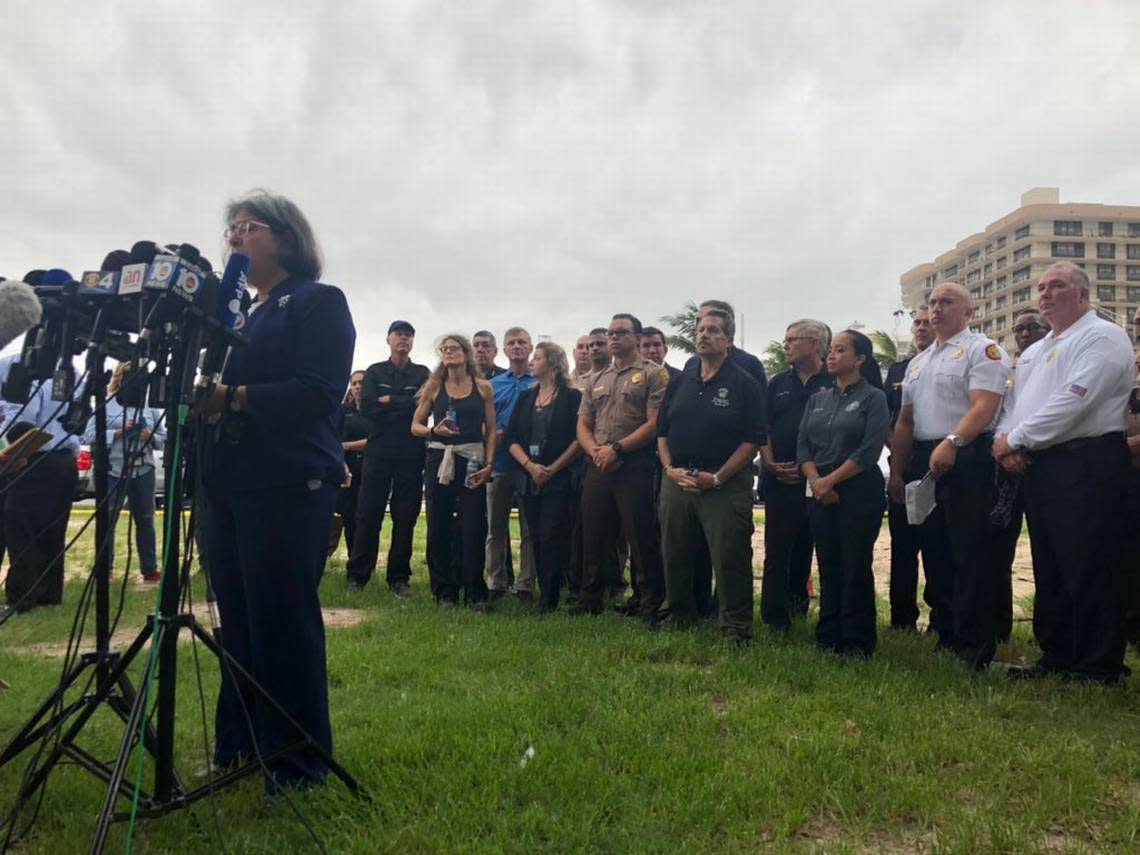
[388,320,415,335]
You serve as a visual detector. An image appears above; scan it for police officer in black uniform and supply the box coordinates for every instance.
[346,321,431,595]
[759,318,831,630]
[884,307,933,631]
[202,191,355,792]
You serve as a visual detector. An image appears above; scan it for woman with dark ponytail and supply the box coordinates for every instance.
[796,330,889,657]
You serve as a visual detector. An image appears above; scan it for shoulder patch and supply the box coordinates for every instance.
[659,367,670,383]
[984,344,1001,361]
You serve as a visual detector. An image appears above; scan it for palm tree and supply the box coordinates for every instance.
[761,340,789,378]
[659,301,699,355]
[867,329,904,370]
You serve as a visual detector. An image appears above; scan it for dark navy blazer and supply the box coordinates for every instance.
[204,276,356,490]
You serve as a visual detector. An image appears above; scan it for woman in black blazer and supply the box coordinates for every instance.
[506,342,582,611]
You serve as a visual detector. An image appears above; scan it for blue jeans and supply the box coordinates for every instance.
[107,467,158,575]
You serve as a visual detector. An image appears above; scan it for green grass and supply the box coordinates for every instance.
[1,513,1138,853]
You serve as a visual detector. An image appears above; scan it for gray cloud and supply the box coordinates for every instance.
[3,0,1140,367]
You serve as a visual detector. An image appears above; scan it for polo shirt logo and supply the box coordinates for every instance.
[950,347,964,360]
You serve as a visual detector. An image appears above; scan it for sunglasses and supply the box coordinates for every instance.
[1012,323,1043,334]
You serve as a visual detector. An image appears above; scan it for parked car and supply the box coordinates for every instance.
[74,445,167,505]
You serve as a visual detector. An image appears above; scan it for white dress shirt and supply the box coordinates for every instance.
[901,329,1011,441]
[997,310,1133,451]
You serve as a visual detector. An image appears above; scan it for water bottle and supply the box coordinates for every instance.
[464,457,480,489]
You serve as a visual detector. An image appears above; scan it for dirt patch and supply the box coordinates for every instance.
[9,607,368,659]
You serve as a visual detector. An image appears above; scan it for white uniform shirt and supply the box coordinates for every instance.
[997,310,1133,451]
[901,329,1011,441]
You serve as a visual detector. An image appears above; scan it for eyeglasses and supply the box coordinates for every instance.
[912,320,932,328]
[224,219,272,240]
[606,329,634,338]
[782,336,813,346]
[1012,323,1043,334]
[439,345,462,354]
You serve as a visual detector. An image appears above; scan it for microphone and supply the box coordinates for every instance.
[80,251,129,296]
[0,279,43,351]
[216,252,250,332]
[193,253,251,405]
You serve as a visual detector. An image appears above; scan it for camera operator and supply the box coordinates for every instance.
[1,353,79,620]
[199,191,355,792]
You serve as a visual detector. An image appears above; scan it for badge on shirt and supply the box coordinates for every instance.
[594,385,606,393]
[845,400,861,412]
[712,387,730,408]
[1046,349,1058,364]
[658,367,670,383]
[950,347,964,360]
[631,372,643,384]
[984,344,1001,361]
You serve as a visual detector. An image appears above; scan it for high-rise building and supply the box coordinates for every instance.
[900,188,1140,350]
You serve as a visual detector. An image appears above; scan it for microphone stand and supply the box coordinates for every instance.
[0,328,164,816]
[3,312,363,853]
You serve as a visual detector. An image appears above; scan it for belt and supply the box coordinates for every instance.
[914,431,994,451]
[1030,432,1125,456]
[671,457,724,471]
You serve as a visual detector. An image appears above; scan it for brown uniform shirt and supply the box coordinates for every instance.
[579,357,670,444]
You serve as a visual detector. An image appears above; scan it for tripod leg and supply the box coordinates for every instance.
[187,619,364,796]
[89,625,163,854]
[0,657,94,767]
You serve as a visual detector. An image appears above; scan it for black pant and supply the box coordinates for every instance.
[521,489,574,610]
[923,437,1004,668]
[4,451,76,611]
[1023,435,1129,679]
[887,499,920,629]
[886,457,943,632]
[1124,467,1140,649]
[761,479,814,628]
[810,483,882,656]
[347,454,424,587]
[329,460,362,556]
[206,480,337,790]
[579,454,665,617]
[990,479,1023,644]
[423,451,488,604]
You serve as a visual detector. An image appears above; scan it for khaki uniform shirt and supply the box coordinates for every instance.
[579,357,670,444]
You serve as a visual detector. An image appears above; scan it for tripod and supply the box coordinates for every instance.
[2,338,362,853]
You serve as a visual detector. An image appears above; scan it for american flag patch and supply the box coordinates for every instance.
[1069,384,1088,398]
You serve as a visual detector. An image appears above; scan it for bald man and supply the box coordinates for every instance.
[890,282,1011,671]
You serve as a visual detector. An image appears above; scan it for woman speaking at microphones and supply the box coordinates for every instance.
[199,190,355,792]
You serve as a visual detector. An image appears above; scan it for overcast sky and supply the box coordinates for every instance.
[4,0,1140,368]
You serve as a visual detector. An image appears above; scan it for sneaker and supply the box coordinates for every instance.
[390,581,413,598]
[141,572,161,584]
[439,598,458,609]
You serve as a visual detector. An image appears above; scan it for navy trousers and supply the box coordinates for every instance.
[207,480,338,790]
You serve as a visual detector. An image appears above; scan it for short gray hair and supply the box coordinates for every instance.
[786,318,831,358]
[226,189,323,280]
[1046,261,1090,294]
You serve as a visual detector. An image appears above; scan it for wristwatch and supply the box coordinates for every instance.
[712,473,723,489]
[610,440,624,456]
[945,433,965,448]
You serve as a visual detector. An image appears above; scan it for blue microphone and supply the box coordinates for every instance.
[216,252,250,331]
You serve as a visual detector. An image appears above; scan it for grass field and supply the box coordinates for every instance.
[1,511,1139,853]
